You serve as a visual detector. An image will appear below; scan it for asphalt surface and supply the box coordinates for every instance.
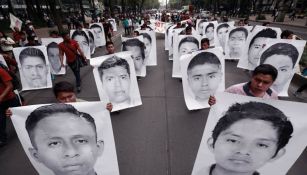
[1,25,307,175]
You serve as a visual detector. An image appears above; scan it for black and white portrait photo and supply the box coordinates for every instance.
[168,28,185,60]
[165,24,175,51]
[237,26,282,70]
[121,36,146,77]
[197,20,218,46]
[89,23,106,47]
[214,21,235,51]
[138,30,157,66]
[192,92,307,175]
[70,29,91,59]
[11,102,120,175]
[13,46,52,91]
[258,39,306,96]
[90,51,142,111]
[180,49,225,110]
[41,38,66,75]
[172,34,201,78]
[85,29,96,55]
[108,18,117,31]
[225,27,249,60]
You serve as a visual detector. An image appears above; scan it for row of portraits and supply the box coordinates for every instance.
[10,93,307,175]
[164,22,306,110]
[120,28,157,77]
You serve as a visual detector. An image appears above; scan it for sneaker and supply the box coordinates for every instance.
[77,87,81,93]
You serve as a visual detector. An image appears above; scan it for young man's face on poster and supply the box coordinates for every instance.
[21,56,48,88]
[29,113,103,175]
[101,65,131,104]
[125,45,144,74]
[188,63,222,101]
[208,119,283,174]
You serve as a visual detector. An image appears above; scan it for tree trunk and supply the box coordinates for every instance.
[24,0,35,20]
[7,0,15,15]
[47,0,64,32]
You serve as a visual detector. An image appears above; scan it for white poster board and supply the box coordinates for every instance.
[258,39,306,96]
[13,46,52,91]
[180,49,225,110]
[121,36,146,77]
[172,34,201,78]
[90,51,142,111]
[90,23,106,47]
[237,25,282,70]
[11,102,120,175]
[192,92,307,175]
[41,38,66,75]
[70,29,91,59]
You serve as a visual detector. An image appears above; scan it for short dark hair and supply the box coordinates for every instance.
[122,38,145,60]
[19,47,46,65]
[98,55,130,81]
[47,42,59,51]
[205,23,214,32]
[280,30,294,39]
[212,102,293,156]
[87,30,94,41]
[260,43,299,68]
[201,38,210,45]
[25,103,97,148]
[252,64,278,81]
[53,81,74,97]
[178,36,199,50]
[188,52,221,71]
[249,28,277,49]
[90,23,103,30]
[71,30,89,45]
[229,27,248,39]
[217,23,230,32]
[140,33,152,43]
[106,41,114,47]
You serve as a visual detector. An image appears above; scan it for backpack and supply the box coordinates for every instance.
[0,63,21,90]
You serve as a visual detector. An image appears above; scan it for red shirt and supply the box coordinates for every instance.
[0,68,15,102]
[58,39,79,63]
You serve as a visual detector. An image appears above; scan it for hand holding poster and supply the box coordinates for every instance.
[192,92,307,175]
[11,102,120,175]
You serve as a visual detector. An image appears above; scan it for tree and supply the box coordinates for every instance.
[47,0,64,32]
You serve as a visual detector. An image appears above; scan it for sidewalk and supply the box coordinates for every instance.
[247,14,307,28]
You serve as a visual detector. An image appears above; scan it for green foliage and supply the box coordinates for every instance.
[0,20,12,33]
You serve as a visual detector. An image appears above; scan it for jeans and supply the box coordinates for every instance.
[68,59,81,88]
[0,96,21,142]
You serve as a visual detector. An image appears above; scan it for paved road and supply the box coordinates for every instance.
[1,25,307,175]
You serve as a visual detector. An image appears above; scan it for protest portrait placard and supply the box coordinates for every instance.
[192,92,307,175]
[11,102,120,175]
